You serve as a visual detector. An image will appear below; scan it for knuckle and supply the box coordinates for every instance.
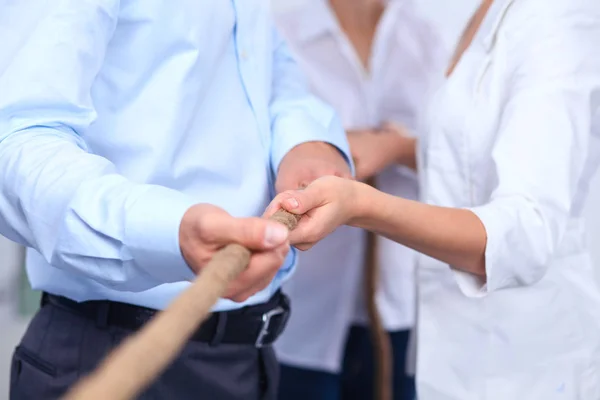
[311,183,325,196]
[223,289,237,301]
[266,254,283,270]
[232,294,250,303]
[305,232,319,244]
[198,215,229,243]
[197,221,218,243]
[241,219,264,244]
[239,221,252,242]
[257,280,271,292]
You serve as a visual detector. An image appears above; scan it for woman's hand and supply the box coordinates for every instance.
[380,122,417,171]
[347,129,396,181]
[264,176,362,250]
[265,175,487,276]
[348,124,416,180]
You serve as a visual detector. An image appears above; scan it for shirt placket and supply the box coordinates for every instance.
[332,32,372,127]
[230,0,275,194]
[368,5,397,128]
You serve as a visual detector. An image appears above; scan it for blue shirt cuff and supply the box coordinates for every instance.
[124,186,197,284]
[270,112,354,176]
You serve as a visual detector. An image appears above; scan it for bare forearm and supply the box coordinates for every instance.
[379,123,418,171]
[396,136,417,171]
[378,131,417,171]
[350,183,487,276]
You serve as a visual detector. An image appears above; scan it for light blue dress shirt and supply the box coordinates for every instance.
[0,0,350,311]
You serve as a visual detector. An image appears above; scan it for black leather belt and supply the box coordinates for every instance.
[41,291,290,348]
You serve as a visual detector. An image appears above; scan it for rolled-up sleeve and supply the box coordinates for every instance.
[268,27,353,174]
[0,1,196,291]
[456,6,600,296]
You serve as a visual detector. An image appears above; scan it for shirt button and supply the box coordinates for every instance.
[240,50,248,60]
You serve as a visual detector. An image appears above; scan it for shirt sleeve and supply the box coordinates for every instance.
[268,26,353,175]
[456,4,600,296]
[0,0,197,292]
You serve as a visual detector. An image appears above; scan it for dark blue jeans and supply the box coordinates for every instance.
[278,326,415,400]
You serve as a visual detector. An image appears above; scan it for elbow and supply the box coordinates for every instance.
[465,253,487,280]
[454,225,554,298]
[487,220,562,292]
[467,195,568,294]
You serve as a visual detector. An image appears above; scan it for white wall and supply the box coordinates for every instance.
[585,178,600,279]
[0,238,27,399]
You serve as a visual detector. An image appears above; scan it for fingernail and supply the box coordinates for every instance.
[264,224,289,247]
[285,198,299,209]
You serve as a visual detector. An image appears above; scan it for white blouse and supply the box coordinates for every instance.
[416,0,600,398]
[274,0,446,372]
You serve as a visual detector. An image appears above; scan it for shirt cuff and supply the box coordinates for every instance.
[270,112,354,176]
[278,246,297,277]
[452,204,521,298]
[451,269,488,298]
[125,186,197,284]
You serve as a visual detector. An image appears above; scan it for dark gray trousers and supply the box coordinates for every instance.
[10,301,279,400]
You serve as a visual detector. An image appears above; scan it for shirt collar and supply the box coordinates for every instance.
[293,0,338,45]
[479,0,516,52]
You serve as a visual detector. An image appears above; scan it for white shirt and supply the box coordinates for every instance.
[274,0,446,372]
[416,0,600,398]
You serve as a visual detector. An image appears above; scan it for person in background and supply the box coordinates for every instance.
[0,1,352,399]
[268,0,600,399]
[274,1,446,399]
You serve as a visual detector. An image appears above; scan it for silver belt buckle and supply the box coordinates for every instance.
[255,306,286,348]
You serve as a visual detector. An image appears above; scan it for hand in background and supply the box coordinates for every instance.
[179,204,290,302]
[380,121,417,171]
[275,141,352,193]
[348,123,416,181]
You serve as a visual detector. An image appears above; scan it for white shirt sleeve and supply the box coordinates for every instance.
[461,4,600,295]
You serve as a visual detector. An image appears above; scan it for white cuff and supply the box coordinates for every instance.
[270,112,353,176]
[451,269,488,298]
[125,186,197,284]
[453,204,521,298]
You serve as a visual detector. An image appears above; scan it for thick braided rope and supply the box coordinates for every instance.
[63,209,302,400]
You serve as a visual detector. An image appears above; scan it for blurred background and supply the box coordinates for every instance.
[1,0,599,398]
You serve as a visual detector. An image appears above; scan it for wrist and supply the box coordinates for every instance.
[279,140,350,172]
[380,124,417,169]
[292,141,340,157]
[396,136,417,169]
[378,130,407,162]
[310,141,349,166]
[347,180,376,227]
